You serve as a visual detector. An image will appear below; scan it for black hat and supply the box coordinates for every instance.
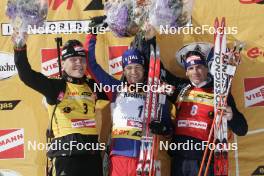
[61,40,86,60]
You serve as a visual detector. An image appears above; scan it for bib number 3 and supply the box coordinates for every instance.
[83,103,88,114]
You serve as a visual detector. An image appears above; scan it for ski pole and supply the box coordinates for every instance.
[55,37,62,77]
[198,93,226,176]
[204,93,231,176]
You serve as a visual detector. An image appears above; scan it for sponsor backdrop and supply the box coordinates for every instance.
[0,0,263,175]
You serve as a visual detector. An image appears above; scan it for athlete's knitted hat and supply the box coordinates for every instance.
[61,40,86,60]
[183,50,207,69]
[122,48,145,68]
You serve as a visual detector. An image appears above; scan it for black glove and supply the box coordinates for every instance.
[87,15,108,34]
[149,120,171,135]
[89,15,107,26]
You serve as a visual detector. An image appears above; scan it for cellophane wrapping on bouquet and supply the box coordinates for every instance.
[105,0,140,37]
[6,0,48,46]
[148,0,194,31]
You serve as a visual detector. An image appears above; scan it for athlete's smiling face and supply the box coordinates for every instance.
[124,63,145,84]
[62,56,87,78]
[186,64,208,85]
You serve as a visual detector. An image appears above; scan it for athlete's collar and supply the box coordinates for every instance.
[62,71,86,84]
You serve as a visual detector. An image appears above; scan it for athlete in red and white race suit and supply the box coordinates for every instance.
[166,50,248,176]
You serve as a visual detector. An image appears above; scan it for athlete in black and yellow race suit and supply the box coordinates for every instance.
[14,40,107,176]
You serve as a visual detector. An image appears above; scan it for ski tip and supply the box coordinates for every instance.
[233,41,246,52]
[221,17,226,27]
[239,42,246,50]
[233,41,237,47]
[150,45,155,56]
[214,18,219,27]
[156,45,160,57]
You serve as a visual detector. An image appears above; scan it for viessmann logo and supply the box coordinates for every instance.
[0,129,24,159]
[108,46,129,76]
[244,77,264,107]
[41,48,60,78]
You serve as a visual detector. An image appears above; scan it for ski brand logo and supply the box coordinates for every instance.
[247,47,264,59]
[252,166,264,175]
[244,77,264,107]
[0,129,24,159]
[0,52,17,80]
[41,48,60,78]
[49,0,73,10]
[0,100,21,111]
[108,46,128,76]
[239,0,264,4]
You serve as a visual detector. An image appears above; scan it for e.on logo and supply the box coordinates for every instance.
[48,0,73,10]
[247,47,264,59]
[244,77,264,107]
[0,129,24,159]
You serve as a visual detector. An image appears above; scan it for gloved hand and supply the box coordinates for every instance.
[88,15,108,34]
[12,30,28,49]
[90,15,107,25]
[149,120,171,135]
[223,106,233,121]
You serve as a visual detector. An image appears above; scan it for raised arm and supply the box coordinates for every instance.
[85,34,122,89]
[14,46,63,104]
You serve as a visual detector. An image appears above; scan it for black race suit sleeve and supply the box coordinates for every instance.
[14,46,66,105]
[227,94,248,136]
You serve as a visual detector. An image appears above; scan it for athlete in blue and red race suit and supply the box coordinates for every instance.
[85,34,172,176]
